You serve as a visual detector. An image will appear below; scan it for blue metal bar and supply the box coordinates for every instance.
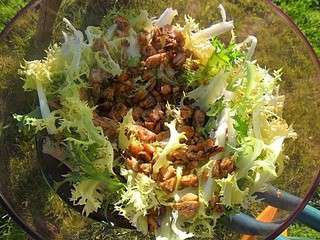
[226,213,280,235]
[296,204,320,232]
[255,186,320,232]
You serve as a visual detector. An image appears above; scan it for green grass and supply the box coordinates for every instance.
[0,0,28,30]
[273,0,320,55]
[0,0,319,239]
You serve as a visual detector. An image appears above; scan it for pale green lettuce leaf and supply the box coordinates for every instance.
[70,179,103,217]
[217,174,249,207]
[153,120,187,174]
[186,71,229,111]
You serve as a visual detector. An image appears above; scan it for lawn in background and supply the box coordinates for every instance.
[0,0,319,239]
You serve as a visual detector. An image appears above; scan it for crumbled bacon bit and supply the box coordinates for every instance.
[132,106,144,121]
[173,52,187,66]
[115,16,130,34]
[145,52,169,67]
[139,95,156,109]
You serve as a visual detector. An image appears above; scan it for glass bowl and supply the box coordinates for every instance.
[0,0,319,239]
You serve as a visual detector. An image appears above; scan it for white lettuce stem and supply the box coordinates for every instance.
[237,36,258,60]
[192,21,234,39]
[218,4,227,22]
[36,81,50,119]
[154,8,178,27]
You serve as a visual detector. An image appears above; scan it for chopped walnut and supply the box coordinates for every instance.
[212,158,236,178]
[159,176,177,193]
[173,193,199,219]
[180,174,199,187]
[159,166,176,181]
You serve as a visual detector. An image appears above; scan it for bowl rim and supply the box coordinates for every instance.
[0,1,319,239]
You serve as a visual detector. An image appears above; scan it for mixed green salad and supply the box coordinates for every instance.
[15,5,296,240]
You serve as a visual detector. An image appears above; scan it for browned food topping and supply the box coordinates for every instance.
[145,52,170,67]
[140,163,152,175]
[180,174,199,188]
[128,142,144,156]
[136,125,157,143]
[212,158,236,178]
[143,144,155,157]
[156,131,170,141]
[172,52,187,67]
[139,94,156,109]
[108,103,128,122]
[92,38,107,51]
[126,157,140,172]
[86,16,232,216]
[173,193,199,219]
[93,113,119,141]
[160,84,172,95]
[147,211,158,232]
[209,195,224,213]
[170,139,223,168]
[132,106,144,121]
[181,193,198,202]
[192,109,206,128]
[159,176,177,192]
[115,16,130,35]
[137,151,152,162]
[180,105,194,121]
[159,166,176,181]
[177,125,195,139]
